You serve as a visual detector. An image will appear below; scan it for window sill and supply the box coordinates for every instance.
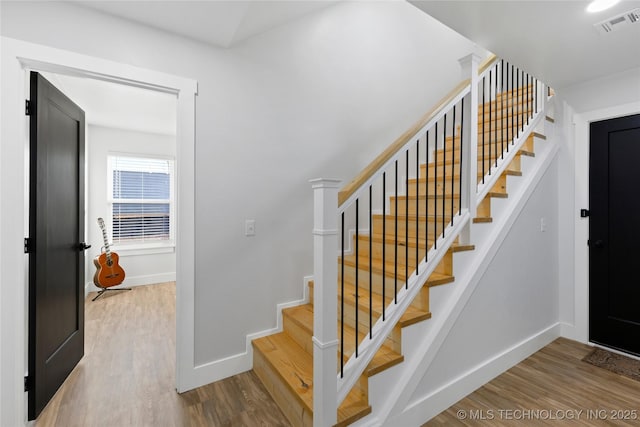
[111,242,175,257]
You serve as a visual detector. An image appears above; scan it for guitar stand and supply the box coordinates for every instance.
[92,286,132,301]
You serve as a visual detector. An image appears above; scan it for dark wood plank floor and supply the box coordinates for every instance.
[35,282,290,427]
[426,337,640,426]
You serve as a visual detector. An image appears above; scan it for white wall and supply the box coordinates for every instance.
[0,0,485,381]
[407,156,560,414]
[86,125,176,292]
[559,66,640,114]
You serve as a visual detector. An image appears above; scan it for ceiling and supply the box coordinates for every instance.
[43,72,177,135]
[76,0,340,48]
[66,1,639,101]
[409,1,640,90]
[73,0,640,90]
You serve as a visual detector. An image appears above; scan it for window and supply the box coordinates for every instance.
[108,155,174,245]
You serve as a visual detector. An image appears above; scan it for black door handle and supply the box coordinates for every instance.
[593,239,604,248]
[78,242,91,251]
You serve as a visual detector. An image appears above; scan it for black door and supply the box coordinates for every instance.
[590,113,640,356]
[28,72,87,420]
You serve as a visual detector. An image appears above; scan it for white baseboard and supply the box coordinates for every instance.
[178,276,311,391]
[85,272,177,296]
[387,323,561,426]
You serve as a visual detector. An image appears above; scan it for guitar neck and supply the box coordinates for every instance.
[99,221,112,258]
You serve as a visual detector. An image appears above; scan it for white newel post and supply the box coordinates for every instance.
[310,178,341,427]
[458,52,481,244]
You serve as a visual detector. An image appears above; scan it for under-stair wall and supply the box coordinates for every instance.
[385,156,561,425]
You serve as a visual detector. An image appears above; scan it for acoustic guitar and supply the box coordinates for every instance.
[93,217,126,288]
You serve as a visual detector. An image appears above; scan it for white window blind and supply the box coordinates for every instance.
[109,155,174,244]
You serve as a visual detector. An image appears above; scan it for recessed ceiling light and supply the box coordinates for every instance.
[587,0,620,13]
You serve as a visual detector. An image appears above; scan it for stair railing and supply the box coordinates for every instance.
[311,53,547,425]
[475,59,546,203]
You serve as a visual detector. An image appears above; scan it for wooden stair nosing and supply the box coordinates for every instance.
[473,217,493,223]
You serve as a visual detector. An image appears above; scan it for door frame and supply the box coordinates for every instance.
[1,37,198,426]
[566,100,640,346]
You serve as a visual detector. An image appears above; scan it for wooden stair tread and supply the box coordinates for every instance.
[359,232,471,251]
[341,255,454,286]
[436,146,535,158]
[309,282,432,328]
[371,212,455,221]
[414,170,521,182]
[339,282,432,328]
[252,332,371,424]
[283,304,404,377]
[393,191,510,199]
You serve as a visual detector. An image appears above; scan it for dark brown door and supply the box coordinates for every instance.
[28,72,87,420]
[590,113,640,356]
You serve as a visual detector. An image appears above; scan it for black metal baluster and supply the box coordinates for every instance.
[434,121,438,250]
[459,98,464,214]
[355,198,359,358]
[442,113,447,238]
[482,76,486,183]
[451,104,456,226]
[382,172,386,321]
[394,160,398,303]
[521,69,525,134]
[340,212,345,377]
[505,62,509,153]
[501,60,505,159]
[489,70,493,175]
[507,62,511,146]
[516,68,520,138]
[425,130,429,261]
[511,64,515,144]
[533,79,540,114]
[369,185,372,339]
[415,141,419,276]
[528,74,531,124]
[405,150,409,289]
[494,64,498,168]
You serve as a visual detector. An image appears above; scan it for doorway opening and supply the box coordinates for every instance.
[28,70,179,421]
[0,39,198,426]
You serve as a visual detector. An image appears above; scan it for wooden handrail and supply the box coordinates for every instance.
[478,53,498,75]
[338,54,497,207]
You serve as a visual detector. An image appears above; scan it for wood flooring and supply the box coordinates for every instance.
[36,287,640,426]
[35,282,290,427]
[426,337,640,426]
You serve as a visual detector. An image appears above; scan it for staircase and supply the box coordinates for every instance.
[251,56,550,426]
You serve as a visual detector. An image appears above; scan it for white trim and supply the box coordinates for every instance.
[0,37,197,426]
[385,323,561,427]
[568,101,640,345]
[181,276,311,390]
[84,272,177,296]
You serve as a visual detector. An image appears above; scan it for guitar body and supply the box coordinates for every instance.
[93,250,125,288]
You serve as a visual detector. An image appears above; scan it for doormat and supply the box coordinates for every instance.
[582,348,640,382]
